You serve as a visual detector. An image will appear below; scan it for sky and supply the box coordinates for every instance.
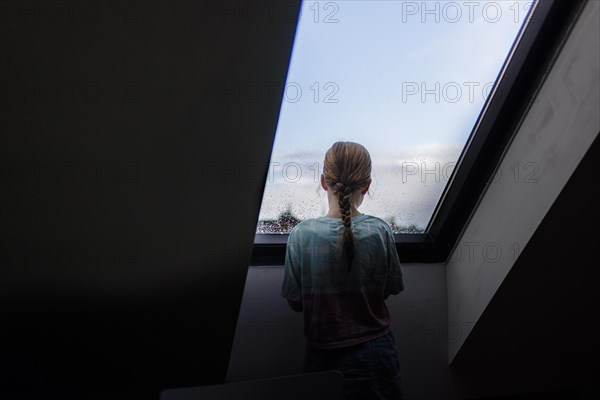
[258,0,535,232]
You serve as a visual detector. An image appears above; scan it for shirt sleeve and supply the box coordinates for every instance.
[280,228,302,302]
[384,227,404,299]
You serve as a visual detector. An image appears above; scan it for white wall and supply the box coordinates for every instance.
[446,0,600,363]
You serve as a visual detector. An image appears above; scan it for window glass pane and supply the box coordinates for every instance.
[257,0,534,234]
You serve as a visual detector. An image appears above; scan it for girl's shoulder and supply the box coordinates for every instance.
[304,214,392,234]
[291,214,393,233]
[287,218,323,244]
[289,217,322,234]
[356,214,393,230]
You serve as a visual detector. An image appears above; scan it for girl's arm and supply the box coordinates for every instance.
[281,229,303,312]
[384,227,404,299]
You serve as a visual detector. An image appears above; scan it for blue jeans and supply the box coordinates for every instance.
[302,331,404,400]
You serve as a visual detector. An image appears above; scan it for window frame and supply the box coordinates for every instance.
[251,0,586,265]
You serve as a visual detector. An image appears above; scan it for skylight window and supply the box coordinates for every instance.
[257,0,535,235]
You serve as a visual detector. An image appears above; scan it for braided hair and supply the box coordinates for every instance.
[323,142,372,272]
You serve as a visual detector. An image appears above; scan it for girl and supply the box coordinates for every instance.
[280,141,405,400]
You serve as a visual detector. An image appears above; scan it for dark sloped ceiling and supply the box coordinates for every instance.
[0,1,300,398]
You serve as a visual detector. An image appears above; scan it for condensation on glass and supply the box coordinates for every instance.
[257,0,534,234]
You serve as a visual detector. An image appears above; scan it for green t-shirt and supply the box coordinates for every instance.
[281,214,404,349]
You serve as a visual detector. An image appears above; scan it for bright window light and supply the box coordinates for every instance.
[258,0,534,234]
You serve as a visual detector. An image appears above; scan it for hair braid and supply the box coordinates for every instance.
[333,182,356,272]
[323,142,371,274]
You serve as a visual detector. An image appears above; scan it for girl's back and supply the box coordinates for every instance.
[281,213,404,349]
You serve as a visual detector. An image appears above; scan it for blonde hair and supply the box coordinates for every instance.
[322,141,372,272]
